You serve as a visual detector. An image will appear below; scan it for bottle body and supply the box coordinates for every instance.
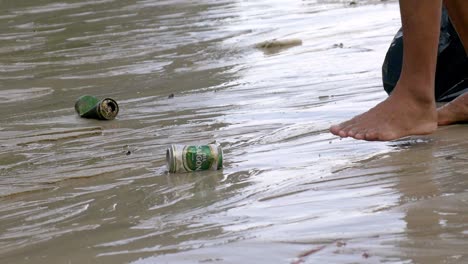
[74,95,119,120]
[166,144,223,173]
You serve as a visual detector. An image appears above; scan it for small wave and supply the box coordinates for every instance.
[0,88,54,104]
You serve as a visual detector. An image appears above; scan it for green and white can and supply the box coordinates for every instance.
[166,144,223,173]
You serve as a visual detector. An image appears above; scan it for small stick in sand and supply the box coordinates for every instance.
[291,245,326,264]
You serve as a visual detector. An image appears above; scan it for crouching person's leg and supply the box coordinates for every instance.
[330,0,440,141]
[437,0,468,125]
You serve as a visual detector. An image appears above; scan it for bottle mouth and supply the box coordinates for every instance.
[166,145,176,173]
[166,148,171,169]
[217,144,223,170]
[98,98,119,120]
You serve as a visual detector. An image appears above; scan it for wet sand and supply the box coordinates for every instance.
[0,0,467,263]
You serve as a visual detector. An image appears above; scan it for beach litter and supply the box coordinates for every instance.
[166,144,223,173]
[255,38,303,49]
[74,95,119,120]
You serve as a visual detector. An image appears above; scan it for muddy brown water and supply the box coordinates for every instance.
[0,0,467,263]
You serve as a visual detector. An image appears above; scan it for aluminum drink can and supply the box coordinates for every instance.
[166,144,223,173]
[74,95,119,120]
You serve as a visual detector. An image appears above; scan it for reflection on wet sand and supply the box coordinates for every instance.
[394,127,468,264]
[0,0,467,263]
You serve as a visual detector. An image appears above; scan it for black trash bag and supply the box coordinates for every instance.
[382,8,468,102]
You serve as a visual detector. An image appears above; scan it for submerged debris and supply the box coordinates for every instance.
[318,95,335,100]
[336,241,347,247]
[333,43,344,48]
[291,245,326,264]
[255,38,303,49]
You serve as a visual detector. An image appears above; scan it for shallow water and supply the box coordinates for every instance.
[0,0,467,263]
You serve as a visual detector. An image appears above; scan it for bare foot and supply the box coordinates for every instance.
[437,93,468,126]
[330,89,438,141]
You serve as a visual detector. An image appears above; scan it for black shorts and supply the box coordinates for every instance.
[382,8,468,102]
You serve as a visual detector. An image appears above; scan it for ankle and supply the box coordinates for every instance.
[390,89,435,108]
[391,81,435,106]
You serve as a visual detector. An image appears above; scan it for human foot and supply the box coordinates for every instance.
[437,93,468,126]
[329,91,438,141]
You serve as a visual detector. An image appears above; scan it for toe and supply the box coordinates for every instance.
[338,129,348,138]
[339,123,357,137]
[354,131,366,140]
[329,124,342,135]
[364,130,379,141]
[347,127,359,137]
[330,122,352,138]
